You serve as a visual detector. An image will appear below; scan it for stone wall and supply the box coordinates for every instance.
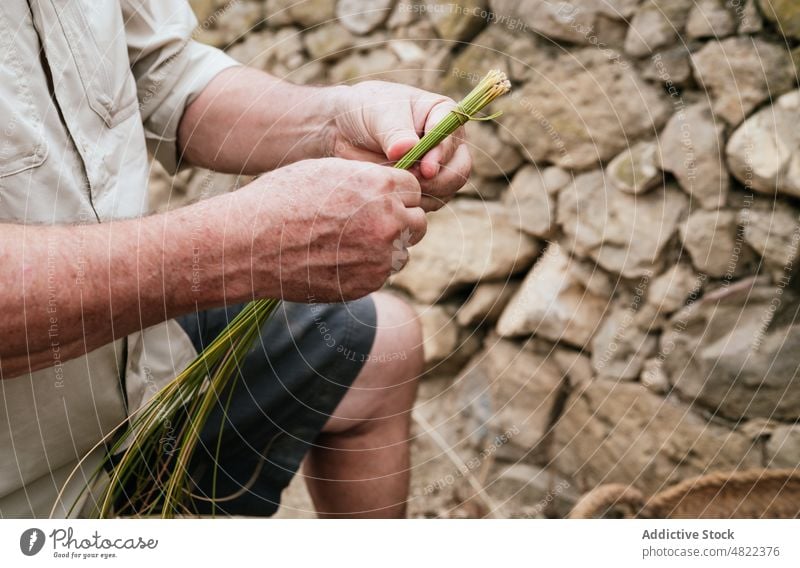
[152,0,800,517]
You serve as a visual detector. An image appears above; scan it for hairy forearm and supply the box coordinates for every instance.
[178,66,344,174]
[0,192,266,379]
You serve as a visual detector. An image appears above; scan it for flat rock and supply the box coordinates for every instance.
[625,0,693,58]
[427,0,487,42]
[741,197,800,274]
[454,338,566,458]
[662,277,800,420]
[642,46,694,87]
[691,37,796,126]
[686,0,737,39]
[646,262,702,316]
[495,49,670,170]
[766,425,800,468]
[558,171,688,278]
[337,0,395,35]
[554,379,762,495]
[591,307,658,381]
[442,26,547,98]
[457,281,521,327]
[727,90,800,199]
[392,199,540,303]
[496,243,610,349]
[490,0,637,46]
[303,23,356,60]
[327,48,399,83]
[679,209,755,278]
[467,121,524,179]
[503,165,569,238]
[738,0,764,33]
[659,103,730,209]
[415,303,481,375]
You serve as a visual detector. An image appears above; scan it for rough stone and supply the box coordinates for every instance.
[303,23,356,60]
[641,357,671,394]
[591,308,658,381]
[497,243,610,349]
[226,31,278,69]
[489,0,638,46]
[680,209,755,278]
[686,0,737,39]
[337,0,395,35]
[387,1,416,28]
[642,46,694,87]
[608,141,662,195]
[392,199,541,303]
[662,277,800,420]
[328,48,399,83]
[741,197,800,274]
[646,263,702,316]
[738,0,763,32]
[766,425,800,468]
[442,26,546,98]
[189,0,231,23]
[558,171,688,278]
[503,165,569,239]
[467,121,523,179]
[416,303,481,374]
[388,39,428,64]
[691,37,796,126]
[659,103,730,209]
[427,0,487,42]
[758,0,800,39]
[459,175,507,201]
[554,379,762,495]
[552,348,594,387]
[454,338,566,457]
[488,463,579,519]
[457,281,520,327]
[264,0,297,27]
[727,90,800,199]
[417,303,460,367]
[567,258,616,299]
[625,0,693,58]
[288,0,336,27]
[495,49,670,170]
[194,1,265,47]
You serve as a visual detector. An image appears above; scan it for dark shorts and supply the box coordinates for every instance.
[114,297,377,517]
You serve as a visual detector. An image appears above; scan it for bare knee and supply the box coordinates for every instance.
[370,291,424,379]
[322,292,422,433]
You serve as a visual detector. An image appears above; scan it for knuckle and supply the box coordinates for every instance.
[395,168,421,191]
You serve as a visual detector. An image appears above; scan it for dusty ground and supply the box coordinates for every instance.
[276,375,579,519]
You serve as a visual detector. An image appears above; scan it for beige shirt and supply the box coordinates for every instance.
[0,0,238,517]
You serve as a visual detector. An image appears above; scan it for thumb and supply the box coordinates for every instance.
[383,129,420,162]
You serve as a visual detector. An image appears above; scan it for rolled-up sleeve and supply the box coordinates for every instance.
[122,0,240,172]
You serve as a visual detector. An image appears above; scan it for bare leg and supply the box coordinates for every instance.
[303,292,422,518]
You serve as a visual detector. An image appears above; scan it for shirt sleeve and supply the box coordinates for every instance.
[121,0,241,173]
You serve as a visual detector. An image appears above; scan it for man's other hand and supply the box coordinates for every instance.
[331,81,472,212]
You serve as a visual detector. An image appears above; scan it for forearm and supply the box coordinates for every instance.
[0,193,263,379]
[178,66,345,174]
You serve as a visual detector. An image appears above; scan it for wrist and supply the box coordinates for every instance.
[321,84,352,158]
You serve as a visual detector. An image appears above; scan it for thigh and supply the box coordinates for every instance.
[149,297,377,516]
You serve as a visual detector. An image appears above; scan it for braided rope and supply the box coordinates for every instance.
[569,469,800,519]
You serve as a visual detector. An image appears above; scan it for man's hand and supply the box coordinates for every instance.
[240,158,426,302]
[180,68,471,211]
[330,81,472,212]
